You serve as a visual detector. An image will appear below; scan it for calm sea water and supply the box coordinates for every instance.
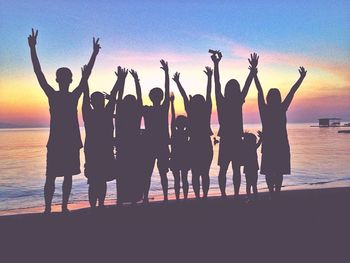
[0,123,349,212]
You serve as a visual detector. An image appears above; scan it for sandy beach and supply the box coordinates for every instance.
[0,187,349,262]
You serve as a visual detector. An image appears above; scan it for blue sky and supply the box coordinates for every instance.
[0,0,349,125]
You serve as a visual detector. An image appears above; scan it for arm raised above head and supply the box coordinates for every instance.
[211,50,223,103]
[172,72,189,113]
[28,28,54,97]
[252,67,266,114]
[204,66,213,111]
[283,67,307,111]
[73,37,101,98]
[130,69,142,106]
[170,93,176,133]
[82,67,92,122]
[242,53,259,99]
[160,59,170,108]
[105,67,128,113]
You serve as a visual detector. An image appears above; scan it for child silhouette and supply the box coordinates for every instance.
[211,51,258,198]
[115,68,144,204]
[242,131,262,200]
[173,67,213,199]
[28,29,100,213]
[82,66,127,209]
[143,60,170,202]
[252,57,307,198]
[169,93,190,200]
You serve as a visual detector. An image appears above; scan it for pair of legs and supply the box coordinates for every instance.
[143,157,168,202]
[88,181,107,208]
[265,173,283,197]
[245,172,258,198]
[192,167,210,199]
[172,169,189,200]
[218,161,241,197]
[44,175,72,213]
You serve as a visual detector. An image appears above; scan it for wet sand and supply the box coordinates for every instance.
[0,187,349,262]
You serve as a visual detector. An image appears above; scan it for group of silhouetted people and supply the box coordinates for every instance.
[28,29,306,213]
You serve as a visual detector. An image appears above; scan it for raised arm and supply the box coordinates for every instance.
[105,67,128,113]
[82,66,92,122]
[204,66,213,111]
[28,28,54,97]
[252,68,266,113]
[242,53,259,99]
[160,59,170,109]
[283,67,307,111]
[211,50,223,104]
[172,72,189,113]
[73,37,101,98]
[170,93,176,133]
[130,69,142,106]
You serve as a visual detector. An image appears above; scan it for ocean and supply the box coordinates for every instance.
[0,123,349,214]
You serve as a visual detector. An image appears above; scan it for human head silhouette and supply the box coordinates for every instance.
[224,79,241,100]
[243,132,257,147]
[56,67,72,92]
[91,92,105,111]
[122,95,137,109]
[175,115,188,131]
[266,88,282,107]
[149,88,163,106]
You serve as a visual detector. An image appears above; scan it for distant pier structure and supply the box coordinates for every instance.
[311,118,350,128]
[318,118,341,127]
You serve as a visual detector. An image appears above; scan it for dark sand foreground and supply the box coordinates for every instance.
[0,187,349,262]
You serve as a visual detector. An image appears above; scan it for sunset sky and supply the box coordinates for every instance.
[0,0,349,127]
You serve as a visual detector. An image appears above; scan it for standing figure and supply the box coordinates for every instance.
[211,51,258,197]
[82,66,126,209]
[143,60,170,203]
[242,131,262,200]
[173,67,213,200]
[28,29,100,213]
[115,68,144,204]
[253,59,307,198]
[169,93,190,201]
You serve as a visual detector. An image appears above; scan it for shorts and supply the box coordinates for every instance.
[218,137,243,166]
[46,147,81,177]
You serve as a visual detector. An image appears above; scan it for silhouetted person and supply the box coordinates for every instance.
[82,66,125,209]
[115,68,144,204]
[28,29,100,213]
[169,93,190,201]
[173,67,213,199]
[253,59,307,198]
[211,51,258,198]
[143,60,170,203]
[242,131,262,200]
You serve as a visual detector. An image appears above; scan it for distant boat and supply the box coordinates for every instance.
[338,130,350,134]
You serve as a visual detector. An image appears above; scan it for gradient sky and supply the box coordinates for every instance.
[0,0,349,126]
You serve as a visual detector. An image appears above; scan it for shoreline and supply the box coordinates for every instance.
[1,185,349,218]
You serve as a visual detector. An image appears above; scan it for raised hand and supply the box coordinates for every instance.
[115,66,128,79]
[210,50,222,64]
[248,65,258,76]
[129,69,139,81]
[160,59,169,72]
[204,66,213,77]
[170,92,175,102]
[81,64,90,80]
[28,28,38,48]
[257,130,263,139]
[298,66,307,78]
[172,72,180,83]
[93,37,101,55]
[248,53,259,69]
